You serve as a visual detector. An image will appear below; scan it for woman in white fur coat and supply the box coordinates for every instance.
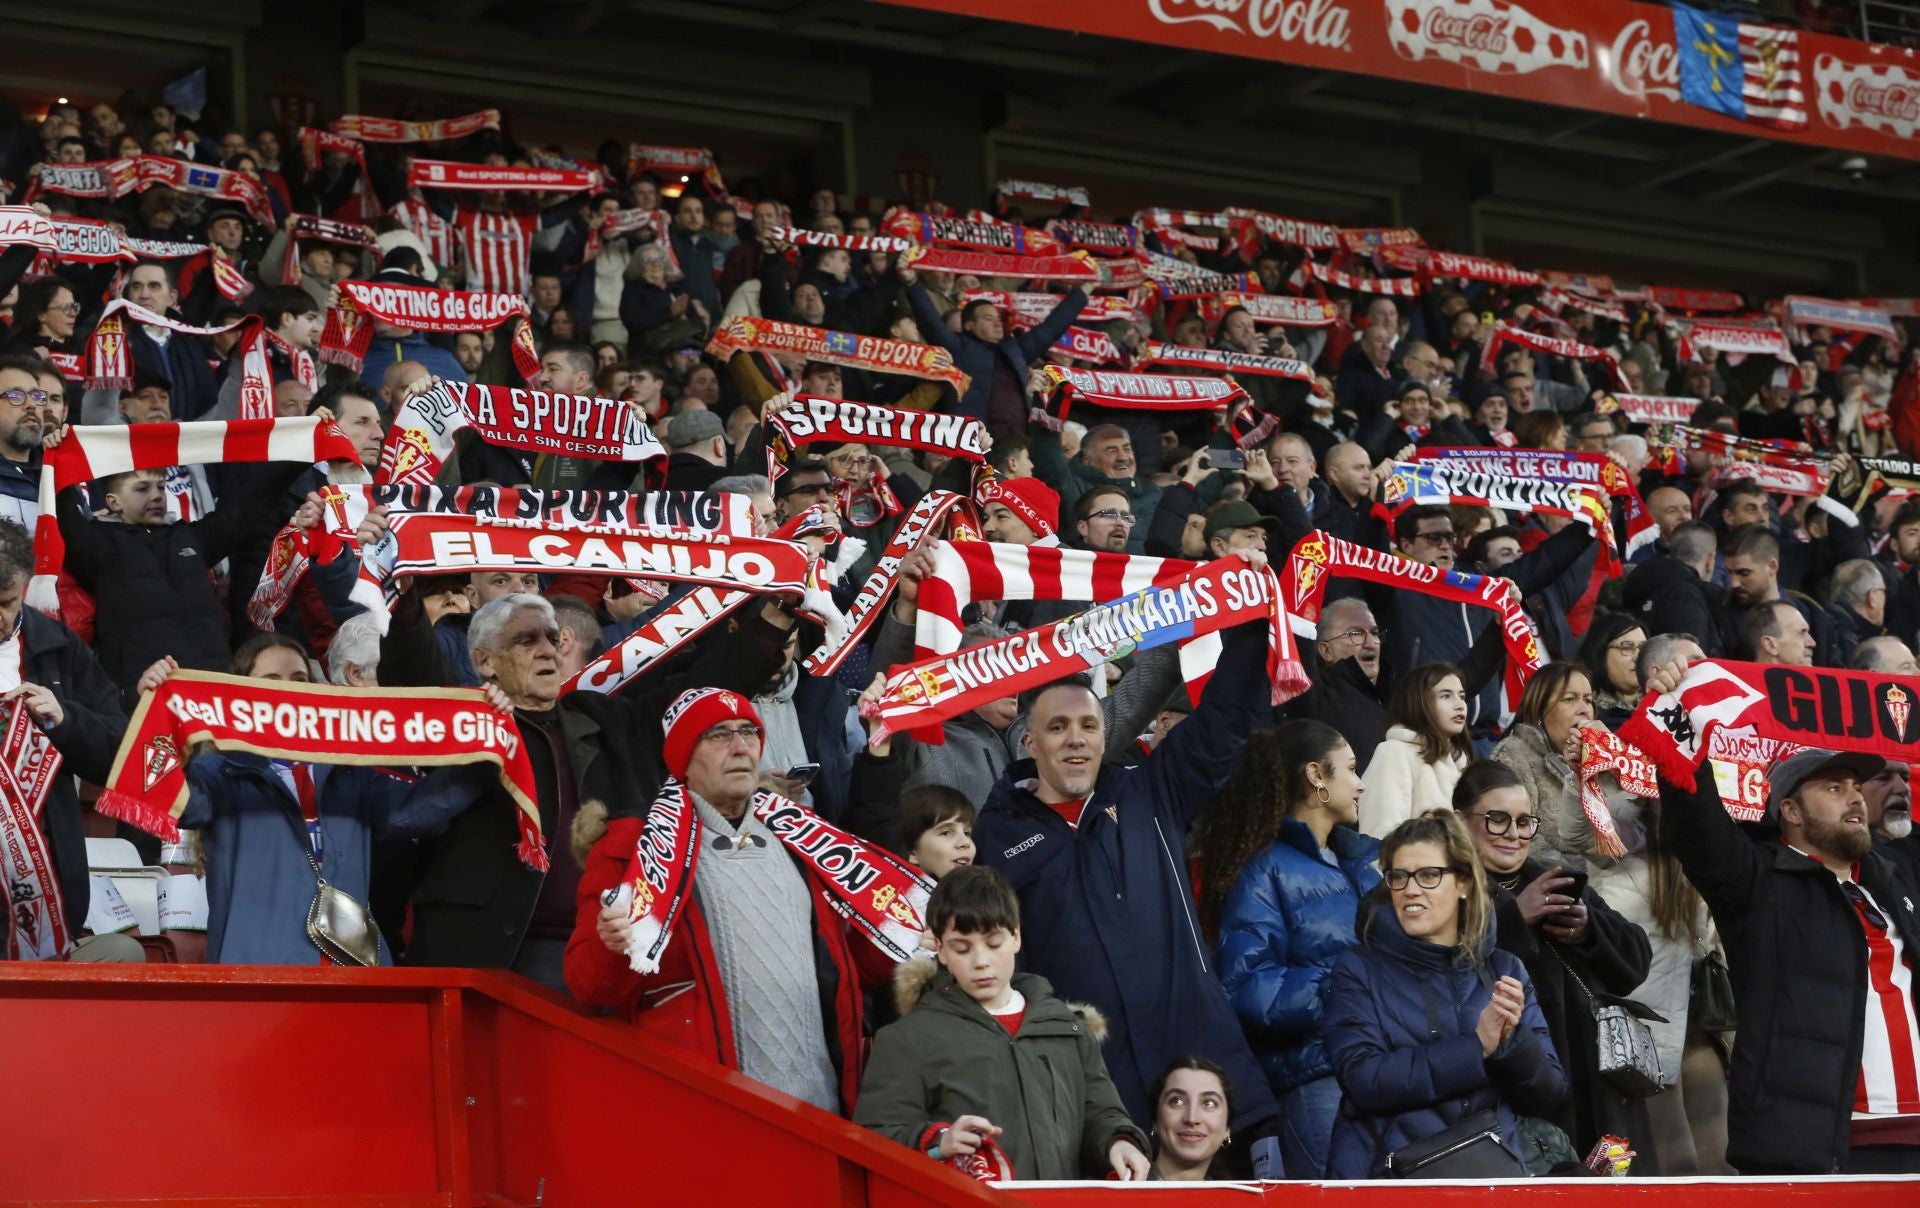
[1359,663,1473,838]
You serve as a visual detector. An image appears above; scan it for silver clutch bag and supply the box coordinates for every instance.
[306,878,379,967]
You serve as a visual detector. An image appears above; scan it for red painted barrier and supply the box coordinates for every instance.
[0,965,1914,1206]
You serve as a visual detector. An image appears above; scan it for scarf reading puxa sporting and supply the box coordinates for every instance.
[605,781,932,974]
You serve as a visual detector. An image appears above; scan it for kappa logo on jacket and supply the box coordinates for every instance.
[1003,833,1045,859]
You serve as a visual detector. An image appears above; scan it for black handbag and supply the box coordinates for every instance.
[1384,981,1528,1179]
[1690,948,1737,1037]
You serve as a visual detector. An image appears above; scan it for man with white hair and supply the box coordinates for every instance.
[1849,635,1920,677]
[326,612,382,687]
[399,590,799,989]
[1827,559,1890,667]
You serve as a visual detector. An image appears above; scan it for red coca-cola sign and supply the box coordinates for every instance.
[1425,10,1509,54]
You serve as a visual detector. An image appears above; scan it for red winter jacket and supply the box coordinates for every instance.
[565,812,895,1112]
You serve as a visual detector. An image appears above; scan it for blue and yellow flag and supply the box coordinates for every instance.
[1673,3,1745,120]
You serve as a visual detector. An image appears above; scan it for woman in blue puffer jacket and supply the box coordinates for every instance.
[1321,810,1566,1179]
[1200,720,1380,1179]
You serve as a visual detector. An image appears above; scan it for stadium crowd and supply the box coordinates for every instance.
[1,86,1919,1186]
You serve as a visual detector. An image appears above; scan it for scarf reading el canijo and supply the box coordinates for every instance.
[1619,659,1920,791]
[1279,531,1545,707]
[29,417,361,612]
[608,781,932,974]
[101,671,549,871]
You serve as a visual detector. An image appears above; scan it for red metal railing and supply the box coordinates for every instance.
[0,965,1914,1205]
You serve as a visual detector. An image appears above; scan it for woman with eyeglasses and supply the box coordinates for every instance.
[1359,663,1473,838]
[1576,612,1648,729]
[1490,661,1624,868]
[1453,760,1658,1171]
[1203,721,1380,1178]
[1321,809,1566,1178]
[3,280,81,357]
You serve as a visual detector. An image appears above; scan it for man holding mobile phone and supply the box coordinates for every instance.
[743,619,857,821]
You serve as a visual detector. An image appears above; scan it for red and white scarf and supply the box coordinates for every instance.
[1677,320,1795,365]
[1620,660,1919,795]
[333,109,501,142]
[407,159,599,194]
[1279,531,1545,707]
[102,671,548,870]
[1383,461,1623,578]
[1054,326,1125,365]
[84,299,273,418]
[1578,728,1659,861]
[0,206,58,253]
[320,279,531,373]
[608,781,931,974]
[22,159,141,202]
[1040,364,1247,422]
[996,179,1090,208]
[884,210,1062,256]
[873,551,1303,743]
[1221,207,1342,254]
[1423,250,1540,288]
[1339,226,1427,254]
[764,396,986,479]
[0,701,68,961]
[626,145,727,198]
[707,317,971,394]
[805,490,975,678]
[960,290,1136,330]
[1140,341,1317,385]
[295,127,381,222]
[1648,286,1744,314]
[377,380,665,487]
[1610,393,1697,426]
[278,213,377,286]
[1045,219,1137,257]
[900,244,1098,284]
[564,586,754,698]
[1139,252,1255,299]
[1479,324,1629,391]
[764,224,909,254]
[135,156,275,229]
[1301,258,1422,298]
[29,416,360,611]
[265,330,316,391]
[1411,447,1655,560]
[1198,292,1339,328]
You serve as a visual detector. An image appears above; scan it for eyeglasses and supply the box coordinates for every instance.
[1476,810,1540,837]
[1326,626,1384,645]
[700,723,763,747]
[1410,531,1455,546]
[1385,866,1459,891]
[0,389,50,407]
[1089,509,1136,525]
[52,302,80,316]
[1607,639,1645,656]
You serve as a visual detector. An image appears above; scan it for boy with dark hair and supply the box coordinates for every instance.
[854,865,1150,1181]
[899,784,976,879]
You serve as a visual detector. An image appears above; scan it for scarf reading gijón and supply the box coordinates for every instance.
[29,417,361,612]
[101,671,548,871]
[0,701,68,960]
[378,381,666,487]
[1279,531,1545,707]
[706,317,971,395]
[1413,446,1655,560]
[1040,365,1248,423]
[1619,659,1919,792]
[869,555,1303,744]
[406,159,599,193]
[1383,460,1624,576]
[321,279,532,375]
[608,781,932,974]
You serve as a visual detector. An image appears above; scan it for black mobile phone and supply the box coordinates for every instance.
[785,763,821,786]
[1558,869,1589,903]
[1224,448,1247,468]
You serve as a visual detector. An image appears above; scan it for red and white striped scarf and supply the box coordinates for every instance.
[996,179,1090,208]
[1301,257,1422,298]
[84,300,274,419]
[765,224,910,254]
[28,416,361,612]
[278,213,377,286]
[707,317,971,394]
[295,128,381,222]
[320,279,530,373]
[333,109,500,142]
[1198,292,1340,328]
[0,701,68,960]
[265,330,316,390]
[1040,364,1247,423]
[900,245,1097,284]
[1479,323,1629,391]
[884,210,1063,256]
[1424,250,1540,288]
[626,144,727,199]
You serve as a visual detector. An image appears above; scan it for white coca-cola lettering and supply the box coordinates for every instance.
[1847,78,1920,121]
[1425,10,1509,53]
[1147,0,1351,50]
[1609,18,1681,101]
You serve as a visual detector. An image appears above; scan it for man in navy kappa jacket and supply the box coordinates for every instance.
[976,550,1281,1170]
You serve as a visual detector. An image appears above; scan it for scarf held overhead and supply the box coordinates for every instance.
[1383,461,1622,577]
[407,159,599,193]
[332,109,500,142]
[1279,530,1544,706]
[1411,447,1653,559]
[101,672,548,870]
[764,396,986,469]
[870,555,1303,744]
[706,317,971,394]
[378,381,666,487]
[86,299,273,420]
[1619,660,1917,798]
[1042,364,1247,420]
[608,781,932,975]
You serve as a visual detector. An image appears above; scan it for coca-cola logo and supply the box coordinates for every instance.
[1147,0,1351,50]
[1846,78,1920,122]
[1426,10,1508,53]
[1609,17,1680,101]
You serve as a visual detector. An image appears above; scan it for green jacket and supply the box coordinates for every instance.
[854,963,1147,1180]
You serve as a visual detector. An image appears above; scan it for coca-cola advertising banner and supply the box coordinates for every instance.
[879,0,1920,163]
